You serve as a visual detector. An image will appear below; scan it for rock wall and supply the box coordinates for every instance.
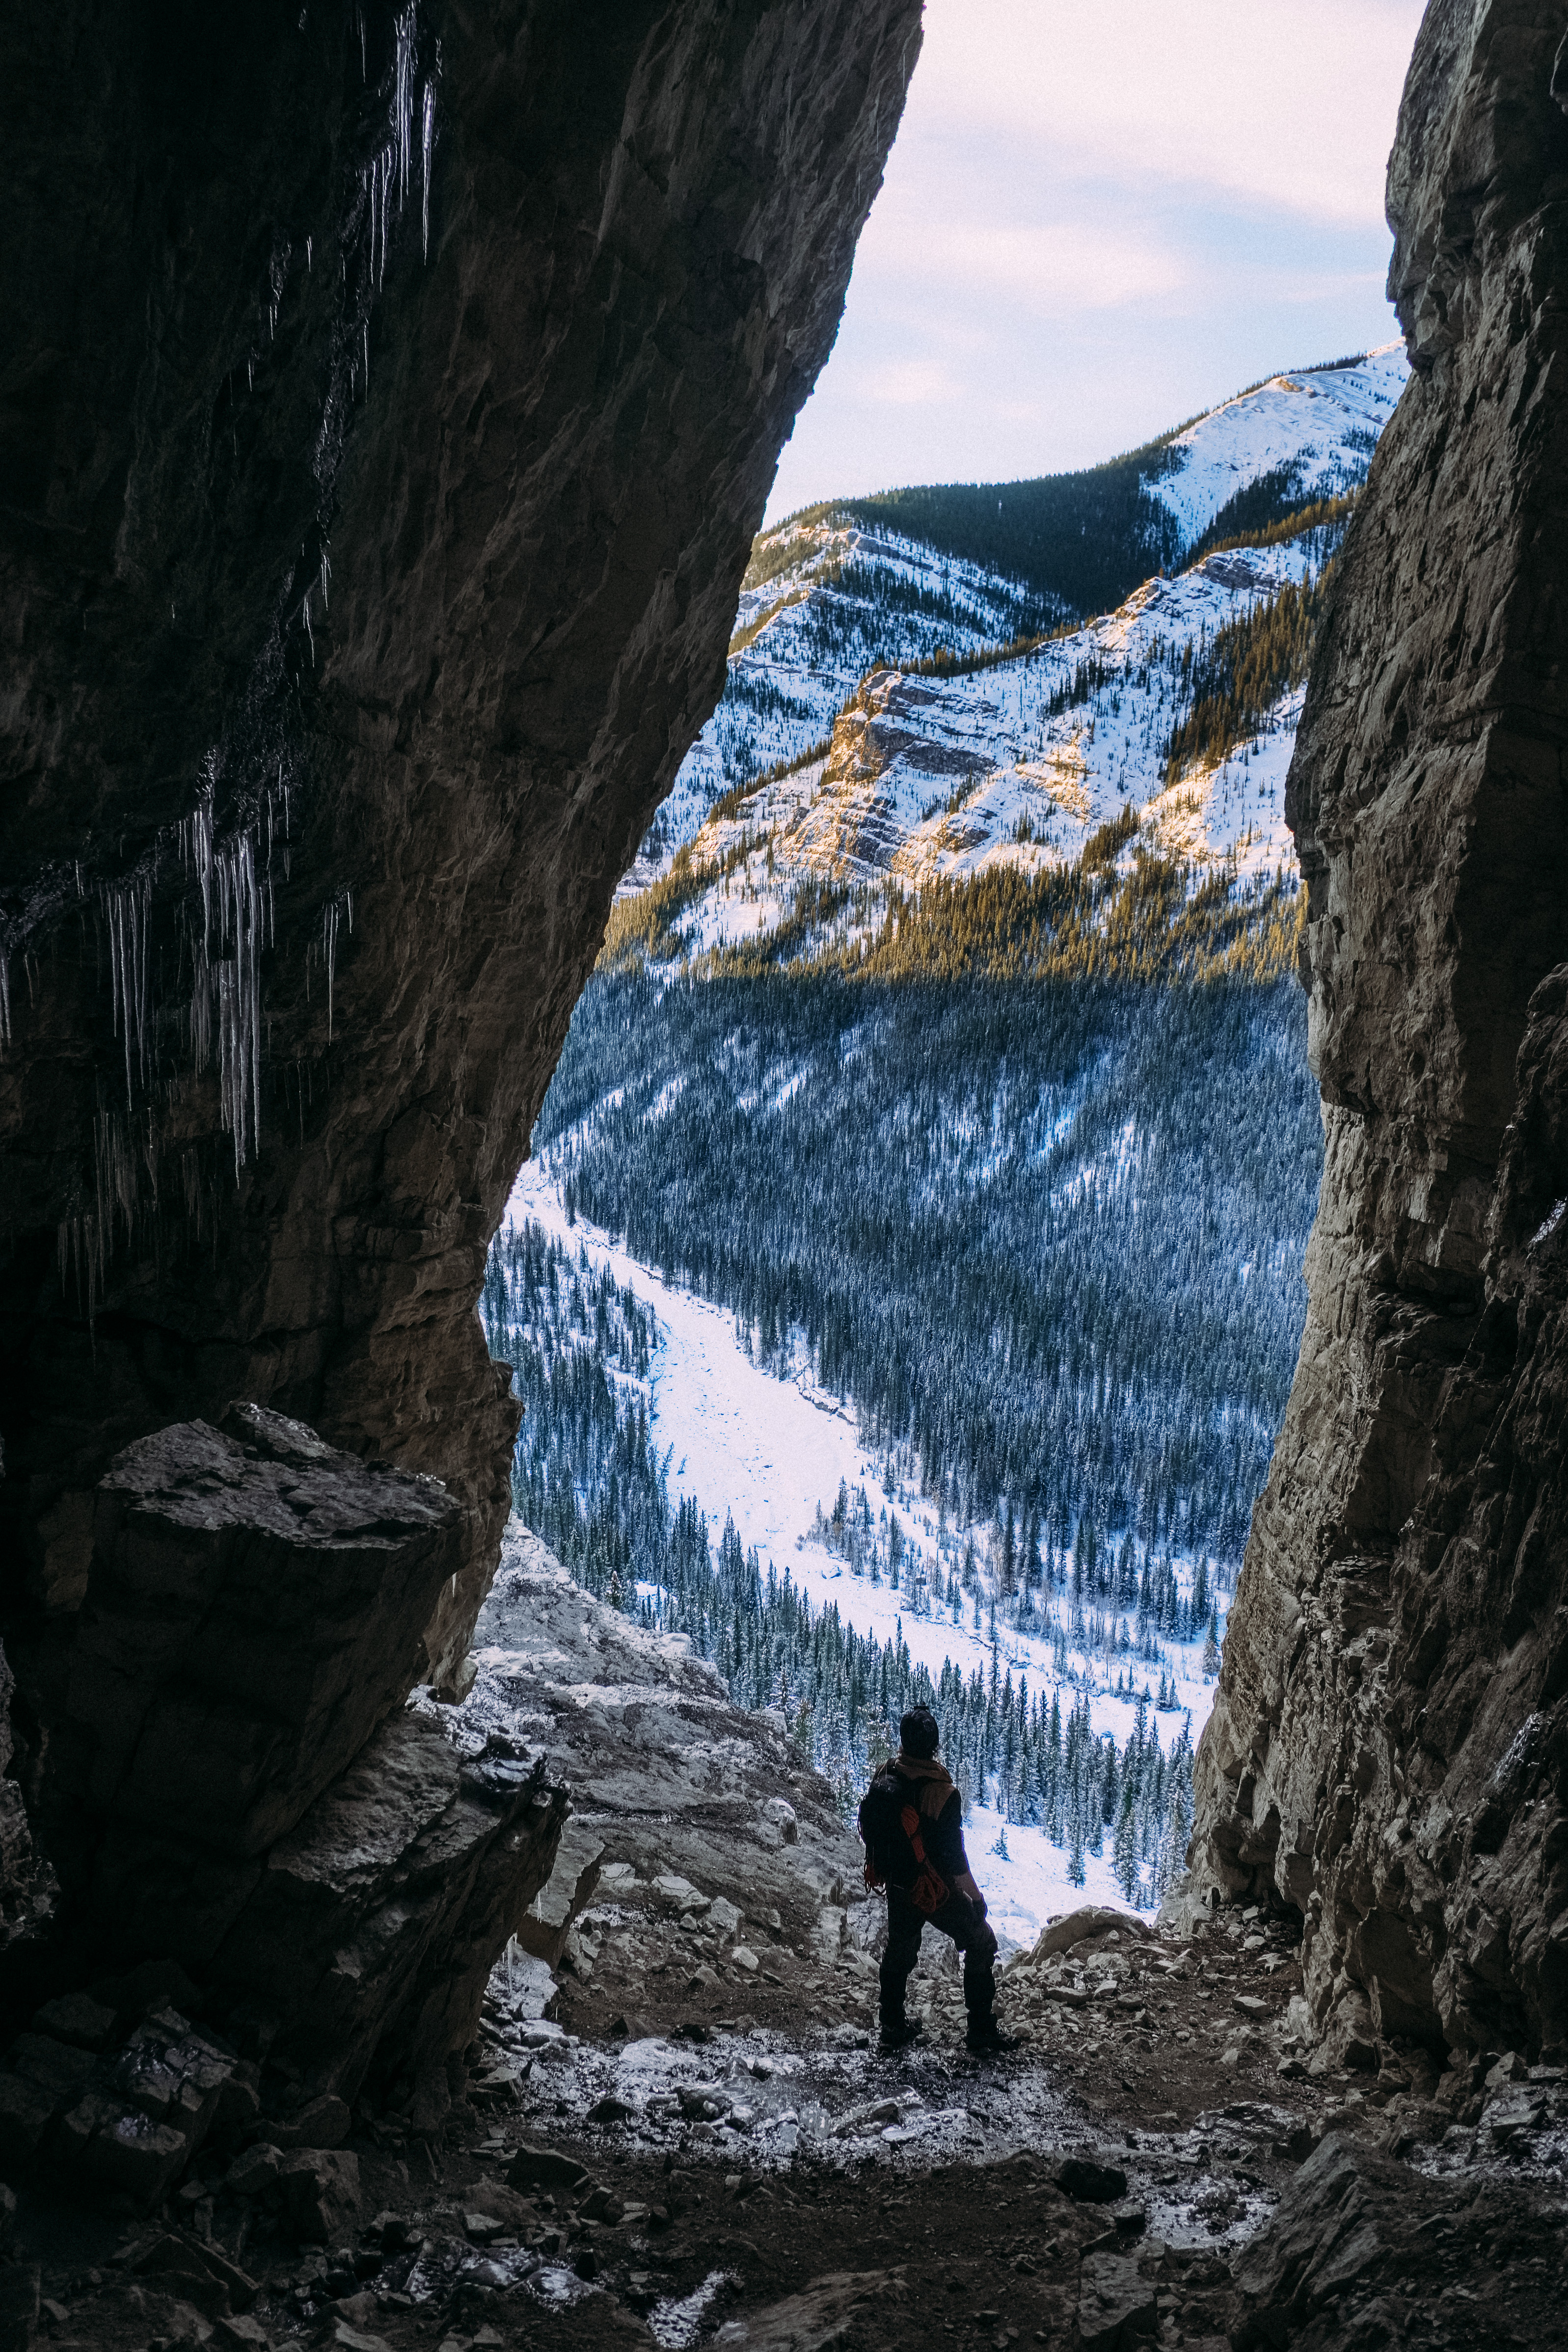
[0,1407,568,2203]
[1190,0,1568,2067]
[0,2,921,1875]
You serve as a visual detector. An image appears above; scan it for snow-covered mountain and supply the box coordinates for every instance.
[687,537,1317,937]
[652,527,1057,858]
[640,344,1407,896]
[1144,344,1405,543]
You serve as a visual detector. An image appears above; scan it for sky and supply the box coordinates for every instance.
[764,0,1427,521]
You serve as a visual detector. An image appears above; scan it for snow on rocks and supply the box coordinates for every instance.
[670,531,1317,962]
[1147,345,1408,547]
[437,1523,865,1939]
[649,346,1407,879]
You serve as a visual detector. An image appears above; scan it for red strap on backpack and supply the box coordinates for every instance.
[900,1803,949,1916]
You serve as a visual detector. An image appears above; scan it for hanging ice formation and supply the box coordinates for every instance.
[43,5,439,1307]
[321,888,354,1041]
[182,786,274,1172]
[363,4,437,297]
[421,78,435,259]
[102,871,154,1103]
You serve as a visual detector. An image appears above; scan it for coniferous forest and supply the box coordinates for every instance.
[529,972,1319,1560]
[478,965,1320,1903]
[482,1214,1206,1906]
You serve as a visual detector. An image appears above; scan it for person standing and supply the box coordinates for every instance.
[858,1704,1014,2056]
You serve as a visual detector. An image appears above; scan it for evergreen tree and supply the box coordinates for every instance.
[1113,1784,1138,1901]
[1068,1804,1086,1889]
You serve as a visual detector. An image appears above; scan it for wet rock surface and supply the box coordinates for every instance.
[1190,0,1568,2075]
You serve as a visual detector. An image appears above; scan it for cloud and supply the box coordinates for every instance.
[857,207,1193,315]
[913,0,1424,227]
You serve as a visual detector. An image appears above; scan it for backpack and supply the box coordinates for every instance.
[857,1769,950,1916]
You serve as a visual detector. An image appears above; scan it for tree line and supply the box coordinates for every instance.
[482,1217,1199,1907]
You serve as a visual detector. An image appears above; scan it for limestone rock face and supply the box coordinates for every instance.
[1190,0,1568,2065]
[1,1410,566,2181]
[56,1404,464,1872]
[460,1523,865,1924]
[0,0,921,1830]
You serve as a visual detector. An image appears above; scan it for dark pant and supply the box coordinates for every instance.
[880,1886,998,2023]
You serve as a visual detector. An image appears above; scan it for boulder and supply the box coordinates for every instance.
[465,1530,867,1989]
[506,2143,590,2198]
[587,2096,635,2124]
[64,2101,189,2206]
[710,2269,906,2350]
[0,2000,241,2207]
[757,1800,799,1850]
[266,2093,350,2150]
[278,2147,360,2242]
[129,2234,258,2316]
[30,1996,114,2051]
[59,1406,464,1885]
[1077,2249,1158,2351]
[0,1414,567,2163]
[224,2142,284,2199]
[1229,2135,1388,2348]
[1051,2154,1128,2205]
[1030,1908,1151,1963]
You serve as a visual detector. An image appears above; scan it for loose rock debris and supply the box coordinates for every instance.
[2,1547,1566,2348]
[6,1931,1565,2352]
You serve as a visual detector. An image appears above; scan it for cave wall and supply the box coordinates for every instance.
[1190,0,1568,2065]
[0,0,922,1847]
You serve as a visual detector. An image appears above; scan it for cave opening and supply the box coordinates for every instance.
[1,1,1567,2340]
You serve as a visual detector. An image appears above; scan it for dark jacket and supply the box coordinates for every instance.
[869,1761,972,1887]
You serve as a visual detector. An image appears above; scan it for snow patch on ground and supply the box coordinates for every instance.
[505,1157,1226,1950]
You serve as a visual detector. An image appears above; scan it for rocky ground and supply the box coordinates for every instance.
[2,1534,1566,2350]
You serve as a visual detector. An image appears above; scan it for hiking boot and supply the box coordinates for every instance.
[964,2016,1018,2057]
[879,2015,924,2055]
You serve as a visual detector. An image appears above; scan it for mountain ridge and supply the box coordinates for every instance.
[623,344,1407,980]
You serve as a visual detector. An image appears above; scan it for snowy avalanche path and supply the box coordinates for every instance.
[503,1158,1225,1950]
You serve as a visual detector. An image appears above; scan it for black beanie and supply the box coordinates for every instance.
[900,1705,939,1759]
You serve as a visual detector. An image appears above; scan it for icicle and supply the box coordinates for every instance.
[102,872,153,1103]
[302,591,315,666]
[322,896,340,1040]
[394,5,416,210]
[421,79,435,260]
[319,547,331,611]
[204,828,264,1172]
